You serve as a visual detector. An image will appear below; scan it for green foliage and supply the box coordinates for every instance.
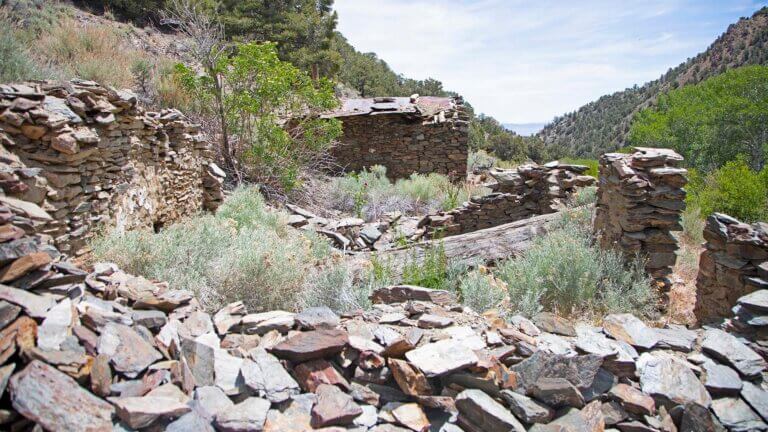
[687,159,768,222]
[630,65,768,172]
[175,42,342,191]
[494,208,655,318]
[560,157,598,178]
[0,16,42,82]
[541,8,768,158]
[400,243,471,291]
[322,166,487,221]
[91,186,340,312]
[457,271,508,314]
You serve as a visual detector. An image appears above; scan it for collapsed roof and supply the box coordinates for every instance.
[323,96,462,123]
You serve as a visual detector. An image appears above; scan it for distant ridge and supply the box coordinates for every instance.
[503,123,545,136]
[538,7,768,158]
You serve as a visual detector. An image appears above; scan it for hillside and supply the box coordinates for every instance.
[538,7,768,158]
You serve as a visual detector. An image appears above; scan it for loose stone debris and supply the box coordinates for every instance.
[0,190,766,431]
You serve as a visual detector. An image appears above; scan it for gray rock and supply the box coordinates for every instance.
[0,284,56,318]
[214,347,245,395]
[296,306,340,330]
[417,313,453,329]
[181,336,216,387]
[215,397,271,432]
[510,351,603,393]
[738,289,768,313]
[742,381,768,422]
[9,360,114,432]
[263,393,315,431]
[501,389,554,423]
[680,402,726,432]
[241,348,300,403]
[192,386,234,420]
[97,322,162,377]
[710,397,768,431]
[405,338,479,377]
[602,314,659,350]
[167,411,215,432]
[131,309,167,329]
[702,360,742,397]
[533,311,576,336]
[581,368,618,402]
[241,310,295,335]
[311,383,363,428]
[455,389,526,432]
[270,328,349,362]
[109,395,192,429]
[637,352,711,409]
[701,328,767,378]
[653,325,697,352]
[532,377,585,408]
[36,298,72,351]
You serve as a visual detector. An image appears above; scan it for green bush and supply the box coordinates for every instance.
[687,159,768,222]
[0,22,41,82]
[457,271,508,314]
[91,186,339,312]
[324,166,488,221]
[494,208,655,318]
[560,157,598,178]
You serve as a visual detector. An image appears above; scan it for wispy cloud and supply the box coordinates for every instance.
[334,0,767,123]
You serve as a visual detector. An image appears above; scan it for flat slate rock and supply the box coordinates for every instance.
[215,397,271,432]
[652,325,697,352]
[311,383,363,428]
[603,314,659,350]
[680,401,726,432]
[371,285,455,306]
[405,338,479,377]
[738,289,768,313]
[711,397,768,432]
[532,377,585,408]
[501,389,554,423]
[742,381,768,422]
[702,360,742,397]
[543,400,605,432]
[97,322,162,377]
[455,389,526,432]
[241,348,300,402]
[533,311,576,336]
[637,352,711,409]
[9,360,114,432]
[295,306,340,330]
[270,328,348,362]
[167,411,215,432]
[110,395,192,429]
[702,328,767,378]
[510,351,603,393]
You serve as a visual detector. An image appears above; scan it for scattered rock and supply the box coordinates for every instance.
[214,397,271,432]
[701,328,767,378]
[455,389,526,432]
[311,383,363,428]
[405,338,479,377]
[270,328,348,362]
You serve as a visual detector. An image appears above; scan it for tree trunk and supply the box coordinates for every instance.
[347,211,560,277]
[212,73,237,182]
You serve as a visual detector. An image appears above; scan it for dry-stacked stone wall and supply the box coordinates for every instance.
[694,213,768,322]
[0,80,224,255]
[420,162,595,237]
[328,97,469,180]
[593,148,688,284]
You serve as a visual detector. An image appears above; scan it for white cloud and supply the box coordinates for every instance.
[334,0,767,123]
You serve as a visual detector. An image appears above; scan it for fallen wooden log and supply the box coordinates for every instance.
[349,210,566,276]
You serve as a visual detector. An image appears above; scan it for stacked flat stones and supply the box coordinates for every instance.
[593,148,688,289]
[0,79,224,255]
[695,213,768,322]
[1,196,767,431]
[420,161,595,237]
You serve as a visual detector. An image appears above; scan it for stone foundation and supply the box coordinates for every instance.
[593,148,687,282]
[0,80,224,255]
[420,162,595,237]
[327,97,468,180]
[694,213,768,322]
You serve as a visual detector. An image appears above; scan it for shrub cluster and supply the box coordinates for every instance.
[321,166,488,221]
[687,159,768,223]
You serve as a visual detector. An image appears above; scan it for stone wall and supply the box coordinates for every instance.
[420,162,595,237]
[694,213,768,322]
[593,148,688,284]
[0,80,224,255]
[328,97,468,180]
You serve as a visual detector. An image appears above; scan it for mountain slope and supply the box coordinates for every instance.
[538,7,768,158]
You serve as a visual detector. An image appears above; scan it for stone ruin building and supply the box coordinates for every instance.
[0,80,225,255]
[325,96,469,180]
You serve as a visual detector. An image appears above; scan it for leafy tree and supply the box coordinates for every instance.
[687,159,768,222]
[630,65,768,172]
[175,42,341,192]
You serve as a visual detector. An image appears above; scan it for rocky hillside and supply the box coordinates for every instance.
[538,7,768,158]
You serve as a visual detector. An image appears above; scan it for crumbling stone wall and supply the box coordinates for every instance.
[0,80,224,255]
[420,162,595,237]
[329,107,468,180]
[593,148,688,284]
[694,213,768,322]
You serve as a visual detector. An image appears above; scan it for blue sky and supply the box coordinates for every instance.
[334,0,767,124]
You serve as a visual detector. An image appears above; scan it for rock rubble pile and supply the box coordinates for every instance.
[1,189,767,432]
[695,212,768,323]
[420,161,594,238]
